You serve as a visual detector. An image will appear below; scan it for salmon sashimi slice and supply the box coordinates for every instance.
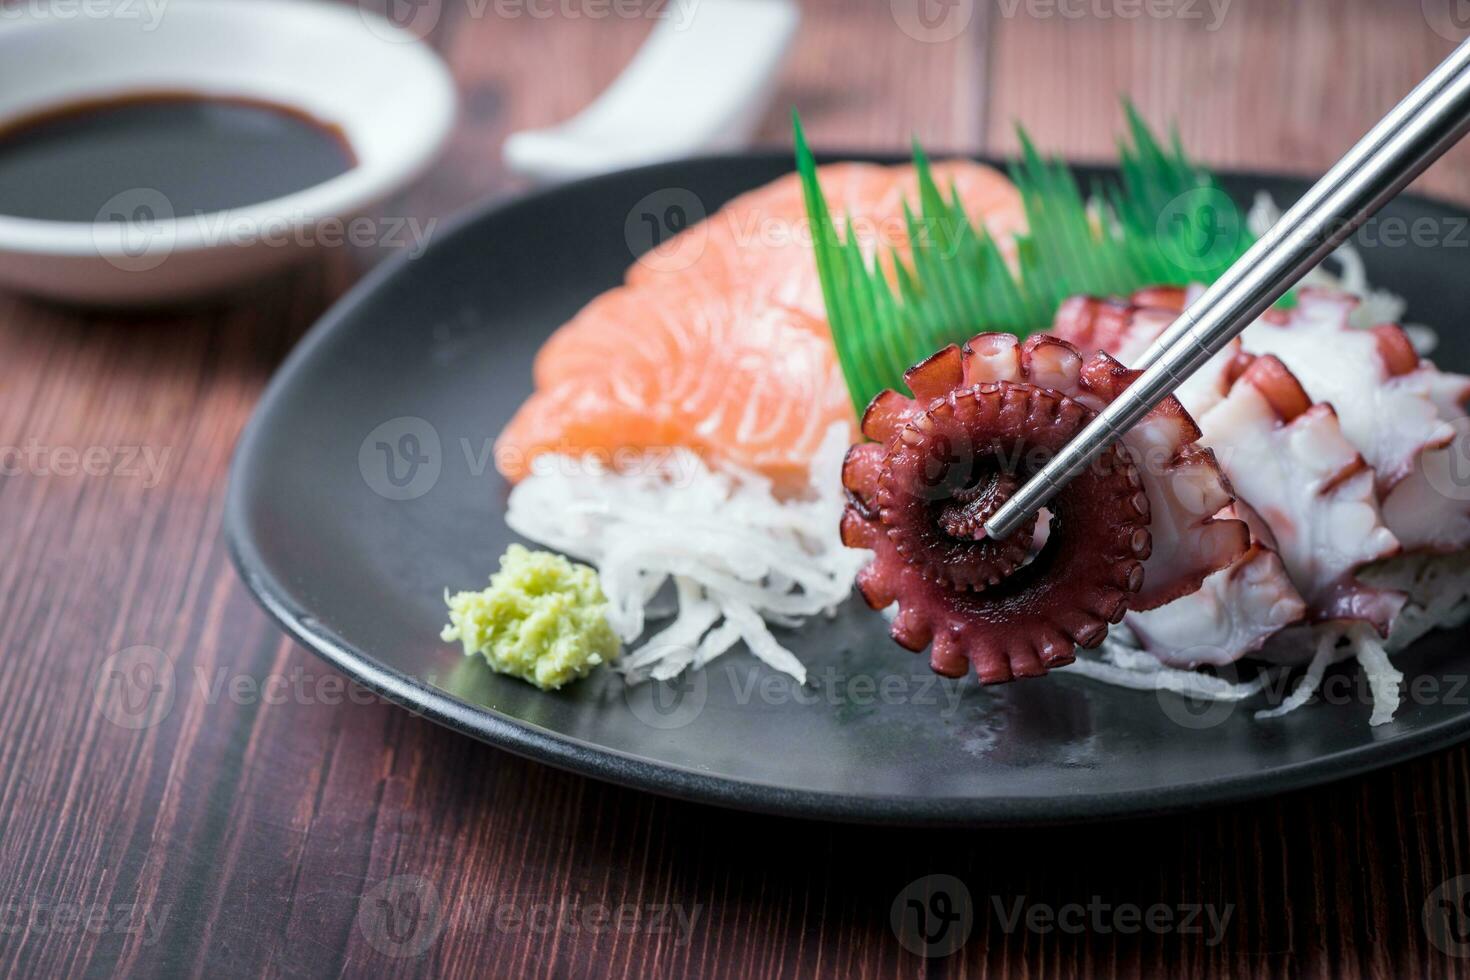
[626,161,1025,320]
[497,160,1027,489]
[497,282,851,490]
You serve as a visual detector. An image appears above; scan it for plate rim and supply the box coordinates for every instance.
[225,149,1470,826]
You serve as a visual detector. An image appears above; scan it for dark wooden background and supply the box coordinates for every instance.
[5,0,1470,976]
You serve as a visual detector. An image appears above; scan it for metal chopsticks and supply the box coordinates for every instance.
[983,36,1470,542]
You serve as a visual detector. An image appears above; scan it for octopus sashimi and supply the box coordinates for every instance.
[1050,287,1240,418]
[497,161,1028,489]
[1124,501,1307,668]
[840,333,1245,683]
[923,283,1462,674]
[1380,368,1470,552]
[1195,354,1406,633]
[1237,289,1470,553]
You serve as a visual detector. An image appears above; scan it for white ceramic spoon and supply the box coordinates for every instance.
[502,0,800,183]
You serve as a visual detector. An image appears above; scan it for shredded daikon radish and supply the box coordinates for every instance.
[1351,626,1405,727]
[1067,640,1279,702]
[1254,633,1337,720]
[506,424,868,683]
[1248,192,1410,330]
[1079,554,1470,725]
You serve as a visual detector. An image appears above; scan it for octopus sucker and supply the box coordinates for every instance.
[1030,342,1248,610]
[904,343,966,401]
[843,333,1242,684]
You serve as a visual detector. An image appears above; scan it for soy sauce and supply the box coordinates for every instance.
[0,93,356,223]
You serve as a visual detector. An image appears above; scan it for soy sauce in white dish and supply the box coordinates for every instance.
[0,93,356,223]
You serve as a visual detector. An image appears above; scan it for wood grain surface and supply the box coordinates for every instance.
[3,0,1470,976]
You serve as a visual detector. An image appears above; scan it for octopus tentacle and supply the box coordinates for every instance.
[1125,500,1308,667]
[843,334,1242,683]
[1049,288,1241,418]
[1238,289,1470,553]
[1009,338,1248,610]
[1197,354,1406,634]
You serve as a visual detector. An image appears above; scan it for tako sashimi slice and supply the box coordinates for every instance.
[626,160,1026,319]
[1050,287,1239,418]
[1125,501,1307,668]
[1238,289,1470,553]
[497,279,852,490]
[1197,354,1405,633]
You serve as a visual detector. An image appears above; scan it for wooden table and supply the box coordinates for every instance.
[5,0,1470,975]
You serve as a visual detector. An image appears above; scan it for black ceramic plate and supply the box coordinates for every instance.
[226,151,1470,825]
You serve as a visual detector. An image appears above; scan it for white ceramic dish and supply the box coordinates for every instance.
[0,0,457,306]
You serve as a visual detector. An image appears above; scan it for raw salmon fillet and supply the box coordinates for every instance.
[627,161,1026,317]
[496,161,1025,489]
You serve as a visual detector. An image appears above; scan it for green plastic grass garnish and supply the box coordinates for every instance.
[795,104,1254,414]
